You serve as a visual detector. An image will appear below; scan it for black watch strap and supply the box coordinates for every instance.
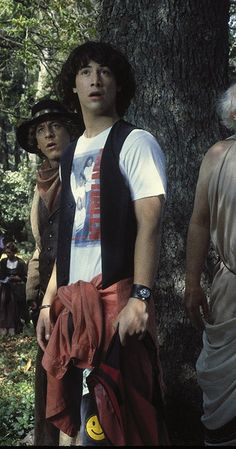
[131,284,152,302]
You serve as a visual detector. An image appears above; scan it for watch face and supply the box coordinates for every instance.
[139,287,151,298]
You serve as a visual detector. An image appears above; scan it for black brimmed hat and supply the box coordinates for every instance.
[16,98,80,154]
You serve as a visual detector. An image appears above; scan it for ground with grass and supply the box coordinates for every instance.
[0,323,37,446]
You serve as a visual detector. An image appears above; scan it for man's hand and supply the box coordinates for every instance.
[184,285,210,330]
[113,298,148,345]
[36,308,52,351]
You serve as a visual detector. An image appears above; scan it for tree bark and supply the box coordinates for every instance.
[99,0,230,445]
[0,118,9,170]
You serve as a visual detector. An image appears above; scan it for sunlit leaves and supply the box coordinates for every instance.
[0,328,37,445]
[0,0,99,168]
[0,161,36,227]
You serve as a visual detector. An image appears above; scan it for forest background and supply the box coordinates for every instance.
[0,0,236,446]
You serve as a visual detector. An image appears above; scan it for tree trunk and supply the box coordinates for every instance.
[0,118,9,170]
[36,51,49,100]
[98,0,230,445]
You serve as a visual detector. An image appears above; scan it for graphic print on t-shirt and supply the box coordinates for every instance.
[72,148,102,247]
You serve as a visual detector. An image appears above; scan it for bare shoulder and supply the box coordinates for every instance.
[200,139,234,175]
[205,139,234,162]
[194,139,234,191]
[190,140,235,220]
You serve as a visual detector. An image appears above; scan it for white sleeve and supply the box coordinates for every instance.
[119,129,167,201]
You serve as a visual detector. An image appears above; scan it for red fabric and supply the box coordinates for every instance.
[41,274,168,442]
[88,331,170,446]
[42,275,133,377]
[42,275,133,435]
[87,332,126,445]
[36,159,61,213]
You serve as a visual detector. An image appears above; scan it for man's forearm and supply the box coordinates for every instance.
[26,247,40,303]
[185,221,210,288]
[133,225,161,289]
[41,262,57,306]
[133,196,164,289]
[114,195,164,343]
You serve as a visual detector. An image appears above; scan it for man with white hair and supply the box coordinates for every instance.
[184,83,236,446]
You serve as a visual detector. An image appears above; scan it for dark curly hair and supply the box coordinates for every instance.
[27,116,82,159]
[54,40,136,118]
[5,242,18,254]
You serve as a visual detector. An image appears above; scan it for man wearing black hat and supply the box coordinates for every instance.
[16,98,83,446]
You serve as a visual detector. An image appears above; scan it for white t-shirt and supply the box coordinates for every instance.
[69,126,167,284]
[7,259,18,269]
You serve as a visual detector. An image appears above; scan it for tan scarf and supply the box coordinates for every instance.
[36,159,61,214]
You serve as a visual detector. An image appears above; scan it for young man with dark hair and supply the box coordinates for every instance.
[37,41,169,446]
[16,98,83,446]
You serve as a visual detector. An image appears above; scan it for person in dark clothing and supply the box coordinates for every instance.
[37,41,170,446]
[0,241,27,336]
[16,98,83,446]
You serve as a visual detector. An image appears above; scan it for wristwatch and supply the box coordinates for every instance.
[131,284,152,302]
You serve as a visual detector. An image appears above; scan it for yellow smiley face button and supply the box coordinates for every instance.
[85,414,105,441]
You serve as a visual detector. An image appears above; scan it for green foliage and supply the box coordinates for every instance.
[17,241,35,263]
[0,0,99,168]
[1,381,34,445]
[0,0,99,241]
[0,167,32,222]
[0,160,36,241]
[0,0,99,109]
[0,326,37,446]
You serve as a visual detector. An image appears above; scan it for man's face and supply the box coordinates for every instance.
[35,119,71,161]
[5,247,15,260]
[73,60,119,118]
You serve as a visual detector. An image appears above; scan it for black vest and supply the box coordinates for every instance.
[57,119,137,289]
[38,197,60,295]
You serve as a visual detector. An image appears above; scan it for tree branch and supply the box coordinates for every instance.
[0,33,23,48]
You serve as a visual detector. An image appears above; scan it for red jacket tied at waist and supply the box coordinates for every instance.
[41,274,165,439]
[42,274,133,378]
